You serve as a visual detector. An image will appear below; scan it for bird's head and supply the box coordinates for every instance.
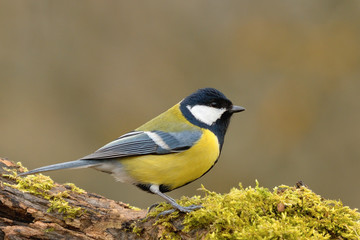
[180,88,244,146]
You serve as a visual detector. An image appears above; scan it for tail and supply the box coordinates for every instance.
[18,159,102,176]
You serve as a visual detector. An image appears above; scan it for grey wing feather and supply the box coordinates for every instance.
[80,130,202,160]
[19,130,202,176]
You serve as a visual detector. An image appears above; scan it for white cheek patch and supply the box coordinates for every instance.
[187,105,226,126]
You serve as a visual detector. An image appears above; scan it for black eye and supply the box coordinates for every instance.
[210,102,219,108]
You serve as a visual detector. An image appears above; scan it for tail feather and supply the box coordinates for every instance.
[18,159,101,176]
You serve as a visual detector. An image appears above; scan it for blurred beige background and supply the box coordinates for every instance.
[1,1,360,209]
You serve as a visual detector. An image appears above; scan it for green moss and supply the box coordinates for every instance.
[150,181,360,239]
[47,197,84,219]
[131,223,144,236]
[64,183,86,194]
[128,205,142,211]
[44,227,55,233]
[2,164,85,219]
[8,174,55,199]
[16,161,28,172]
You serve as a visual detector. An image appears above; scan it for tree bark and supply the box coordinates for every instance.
[0,158,171,239]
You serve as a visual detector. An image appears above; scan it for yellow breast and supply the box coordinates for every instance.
[120,129,220,190]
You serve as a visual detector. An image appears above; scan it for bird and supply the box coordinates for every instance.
[19,88,245,214]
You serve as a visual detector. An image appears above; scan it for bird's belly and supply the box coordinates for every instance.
[119,129,220,190]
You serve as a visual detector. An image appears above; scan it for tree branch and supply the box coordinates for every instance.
[0,158,162,239]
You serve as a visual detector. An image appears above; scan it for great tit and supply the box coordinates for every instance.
[20,88,245,214]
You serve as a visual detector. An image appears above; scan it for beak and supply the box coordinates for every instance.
[229,105,245,113]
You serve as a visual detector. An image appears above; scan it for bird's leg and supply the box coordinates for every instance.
[149,185,202,215]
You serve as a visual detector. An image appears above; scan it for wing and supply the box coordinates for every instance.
[80,130,202,160]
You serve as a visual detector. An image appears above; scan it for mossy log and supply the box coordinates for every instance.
[1,157,360,239]
[0,158,168,239]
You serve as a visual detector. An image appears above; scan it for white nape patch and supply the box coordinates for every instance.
[187,105,226,126]
[146,131,171,150]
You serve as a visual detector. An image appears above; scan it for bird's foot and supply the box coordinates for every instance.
[158,204,203,216]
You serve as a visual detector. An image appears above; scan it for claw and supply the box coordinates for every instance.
[158,204,203,216]
[146,203,160,216]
